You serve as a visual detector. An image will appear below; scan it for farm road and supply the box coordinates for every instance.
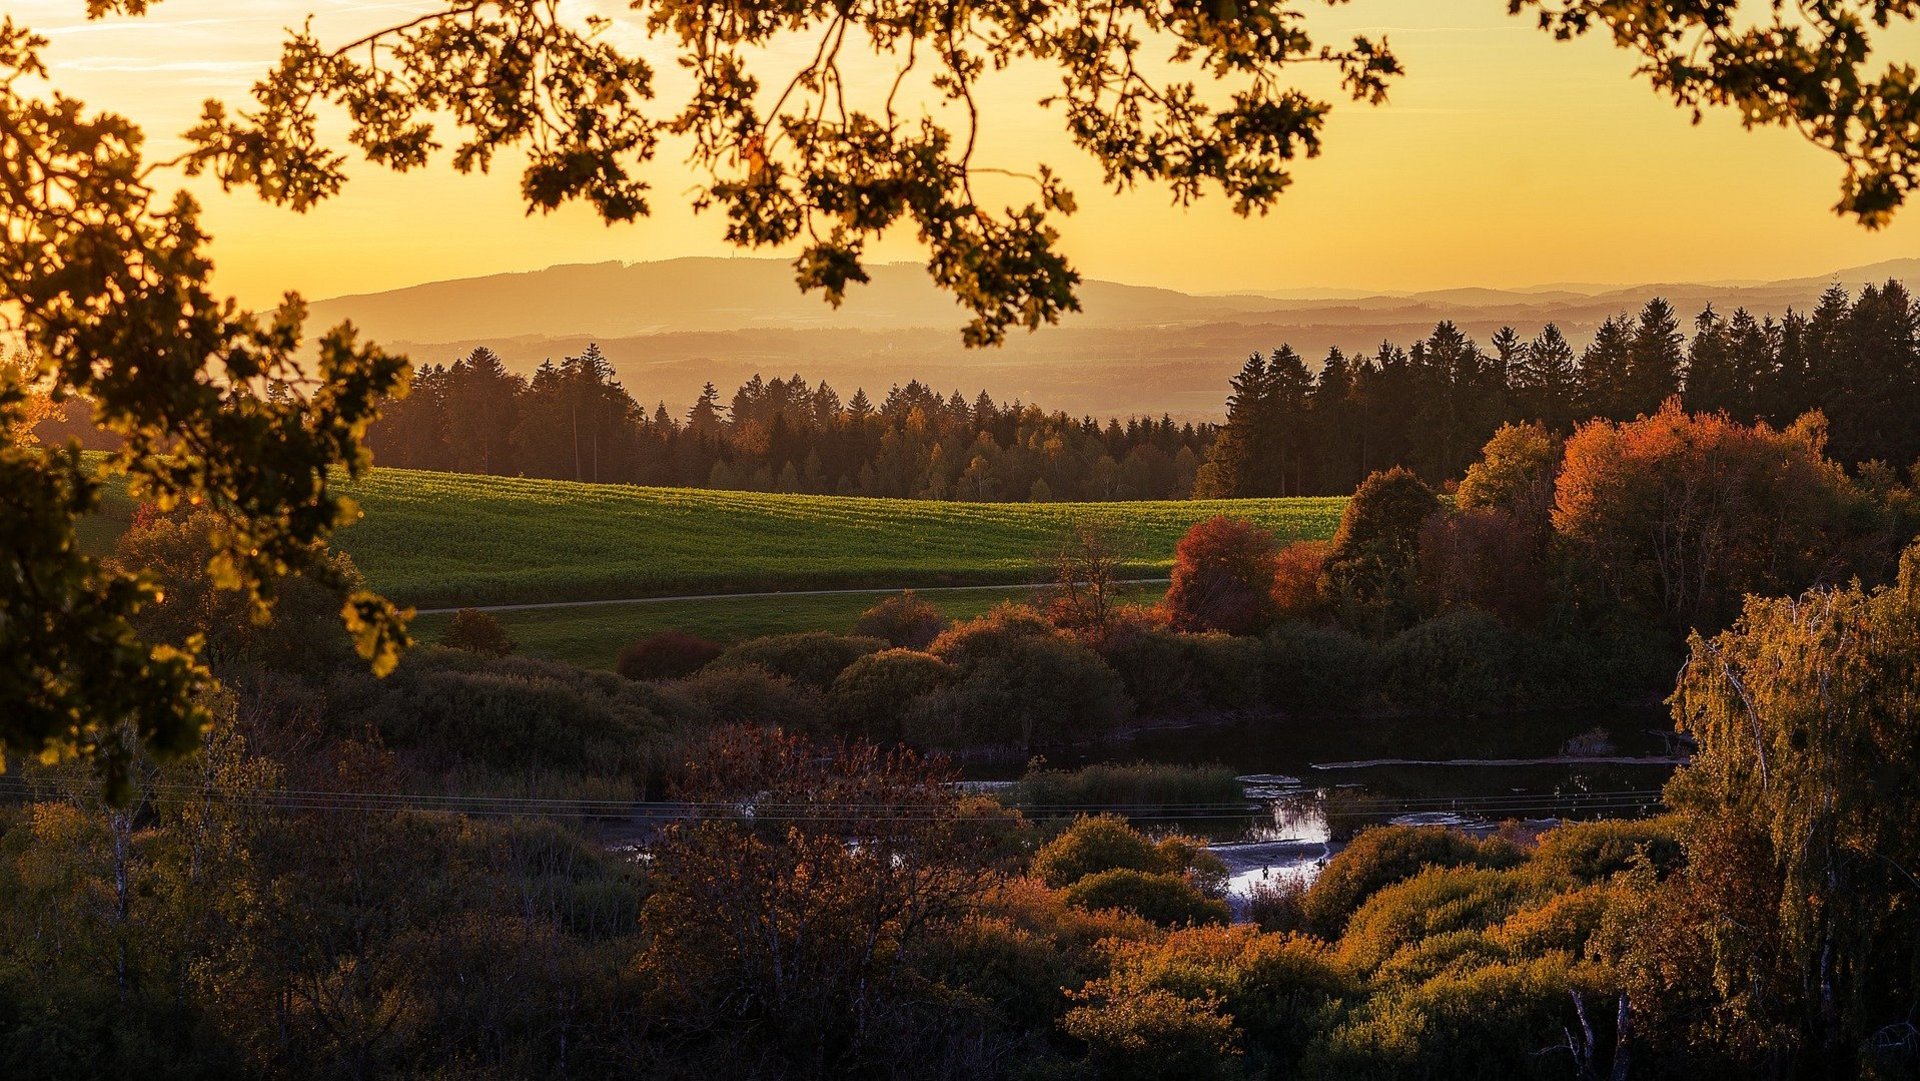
[414,578,1173,616]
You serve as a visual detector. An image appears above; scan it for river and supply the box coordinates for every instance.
[990,704,1685,908]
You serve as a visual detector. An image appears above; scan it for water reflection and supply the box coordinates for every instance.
[986,705,1687,910]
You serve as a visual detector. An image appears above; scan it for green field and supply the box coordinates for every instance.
[330,469,1346,608]
[81,463,1345,658]
[409,582,1169,669]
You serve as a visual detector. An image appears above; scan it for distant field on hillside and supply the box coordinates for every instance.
[81,463,1346,607]
[332,470,1346,608]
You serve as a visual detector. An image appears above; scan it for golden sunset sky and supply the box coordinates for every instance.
[18,0,1920,308]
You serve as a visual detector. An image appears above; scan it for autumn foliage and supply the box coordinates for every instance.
[615,629,724,681]
[1163,516,1279,635]
[1268,540,1332,622]
[1554,401,1855,633]
[851,590,947,649]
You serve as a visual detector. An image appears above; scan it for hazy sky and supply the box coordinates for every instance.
[19,0,1920,307]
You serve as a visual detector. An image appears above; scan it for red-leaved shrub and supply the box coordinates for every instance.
[1163,516,1278,635]
[615,629,724,682]
[1269,540,1332,623]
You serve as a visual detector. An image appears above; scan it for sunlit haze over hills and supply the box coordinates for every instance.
[309,254,1920,419]
[17,0,1920,310]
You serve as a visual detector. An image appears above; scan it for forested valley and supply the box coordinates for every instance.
[11,0,1920,1077]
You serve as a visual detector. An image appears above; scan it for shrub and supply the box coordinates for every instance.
[912,914,1086,1032]
[1097,629,1260,716]
[1164,516,1279,635]
[1376,608,1521,713]
[1064,869,1231,927]
[1030,815,1228,902]
[1263,621,1377,713]
[437,608,517,656]
[1091,925,1351,1073]
[1181,633,1264,712]
[1300,825,1523,938]
[1307,952,1607,1079]
[1098,625,1197,715]
[667,665,823,731]
[615,630,723,681]
[914,617,1129,751]
[1334,865,1535,972]
[711,631,887,691]
[925,603,1055,662]
[324,648,681,778]
[1032,815,1168,887]
[1270,540,1332,622]
[1060,985,1241,1081]
[1526,816,1684,884]
[1486,884,1614,957]
[1321,467,1442,635]
[850,590,946,649]
[826,648,952,742]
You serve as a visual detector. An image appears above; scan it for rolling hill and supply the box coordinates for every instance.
[308,255,1920,419]
[328,468,1346,609]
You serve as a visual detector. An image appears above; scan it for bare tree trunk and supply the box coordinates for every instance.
[1610,993,1632,1081]
[109,808,133,1002]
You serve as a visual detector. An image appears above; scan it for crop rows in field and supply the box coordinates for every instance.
[336,468,1347,608]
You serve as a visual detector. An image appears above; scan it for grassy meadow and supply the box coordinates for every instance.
[332,469,1344,608]
[83,462,1344,656]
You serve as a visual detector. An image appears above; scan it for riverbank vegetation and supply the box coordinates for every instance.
[2,538,1915,1078]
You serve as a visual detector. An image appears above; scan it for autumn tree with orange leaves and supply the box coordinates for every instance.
[1553,402,1860,635]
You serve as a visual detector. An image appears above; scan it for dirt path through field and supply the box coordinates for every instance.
[414,577,1173,616]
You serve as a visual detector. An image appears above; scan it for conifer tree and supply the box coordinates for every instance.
[1580,315,1636,420]
[1626,297,1685,415]
[1513,323,1580,432]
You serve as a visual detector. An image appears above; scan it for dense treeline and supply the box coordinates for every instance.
[365,344,1213,501]
[1198,282,1920,497]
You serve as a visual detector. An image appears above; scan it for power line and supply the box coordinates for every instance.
[0,775,1664,824]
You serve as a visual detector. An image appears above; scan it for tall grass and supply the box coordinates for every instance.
[1008,762,1247,816]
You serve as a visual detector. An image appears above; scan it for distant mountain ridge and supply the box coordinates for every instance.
[311,255,1920,419]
